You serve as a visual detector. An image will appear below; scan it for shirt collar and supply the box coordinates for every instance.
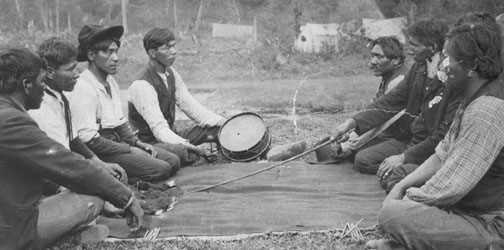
[81,69,110,93]
[44,84,63,101]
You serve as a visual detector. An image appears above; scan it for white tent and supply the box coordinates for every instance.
[294,23,341,53]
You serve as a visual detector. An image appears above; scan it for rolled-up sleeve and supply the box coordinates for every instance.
[406,97,504,207]
[173,68,225,126]
[128,80,187,144]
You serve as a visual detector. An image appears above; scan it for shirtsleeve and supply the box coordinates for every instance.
[406,96,504,207]
[172,68,225,126]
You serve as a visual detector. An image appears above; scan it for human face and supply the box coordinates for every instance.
[438,41,469,93]
[369,44,397,76]
[153,40,176,68]
[90,42,120,75]
[49,59,79,92]
[24,70,47,110]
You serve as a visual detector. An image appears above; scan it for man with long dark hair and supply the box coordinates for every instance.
[367,24,504,250]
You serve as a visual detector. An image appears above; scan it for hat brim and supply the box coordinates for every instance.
[77,25,124,62]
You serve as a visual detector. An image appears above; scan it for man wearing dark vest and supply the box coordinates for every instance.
[128,27,225,166]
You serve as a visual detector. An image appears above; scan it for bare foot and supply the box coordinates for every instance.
[365,239,405,250]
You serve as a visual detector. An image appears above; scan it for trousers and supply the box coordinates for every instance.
[37,191,104,248]
[379,199,504,250]
[353,136,408,174]
[99,145,180,184]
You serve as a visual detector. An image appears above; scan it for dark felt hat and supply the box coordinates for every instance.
[77,24,124,62]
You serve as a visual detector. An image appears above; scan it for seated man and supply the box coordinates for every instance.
[29,37,127,183]
[68,24,181,183]
[0,48,143,249]
[367,24,504,250]
[379,11,503,192]
[332,19,456,176]
[128,27,225,166]
[340,36,407,150]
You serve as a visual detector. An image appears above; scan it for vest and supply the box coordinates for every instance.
[129,66,176,142]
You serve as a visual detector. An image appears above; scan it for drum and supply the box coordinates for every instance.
[219,112,271,162]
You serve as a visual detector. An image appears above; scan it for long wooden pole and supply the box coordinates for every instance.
[190,135,342,193]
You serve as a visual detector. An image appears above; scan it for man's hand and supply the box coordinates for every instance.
[135,141,158,158]
[383,184,405,205]
[89,157,128,183]
[377,154,405,182]
[104,162,128,183]
[333,118,357,140]
[181,141,207,156]
[125,197,144,230]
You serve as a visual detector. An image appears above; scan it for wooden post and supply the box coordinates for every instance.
[232,0,241,23]
[67,13,72,33]
[194,0,204,32]
[14,0,23,29]
[173,0,177,29]
[121,0,128,34]
[48,5,53,31]
[55,0,60,34]
[253,16,257,42]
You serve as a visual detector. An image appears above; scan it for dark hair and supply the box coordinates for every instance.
[37,37,77,69]
[143,27,175,52]
[455,12,501,35]
[446,24,503,79]
[369,36,405,64]
[88,39,121,54]
[407,18,448,51]
[0,48,45,94]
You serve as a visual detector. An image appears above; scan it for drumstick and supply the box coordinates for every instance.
[190,134,347,193]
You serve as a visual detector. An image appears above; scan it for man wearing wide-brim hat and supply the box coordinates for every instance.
[67,24,182,184]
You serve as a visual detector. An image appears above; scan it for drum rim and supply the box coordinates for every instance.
[218,112,265,147]
[221,128,272,162]
[219,112,271,162]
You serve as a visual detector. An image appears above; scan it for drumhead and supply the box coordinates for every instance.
[219,113,267,152]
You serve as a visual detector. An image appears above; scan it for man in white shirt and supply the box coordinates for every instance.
[128,27,225,165]
[29,37,127,183]
[68,24,181,183]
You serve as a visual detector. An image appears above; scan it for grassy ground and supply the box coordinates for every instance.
[65,228,383,250]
